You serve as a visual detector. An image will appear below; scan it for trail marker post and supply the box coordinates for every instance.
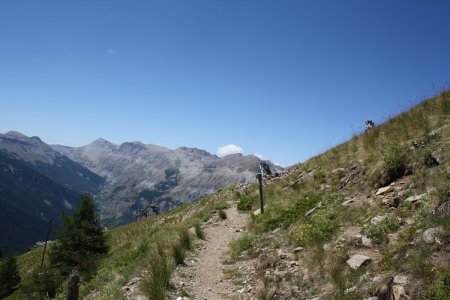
[256,173,264,214]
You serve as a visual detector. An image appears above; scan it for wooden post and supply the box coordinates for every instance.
[67,268,80,300]
[256,173,264,214]
[40,218,53,273]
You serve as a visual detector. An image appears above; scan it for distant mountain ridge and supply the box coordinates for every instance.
[53,138,283,226]
[0,131,282,251]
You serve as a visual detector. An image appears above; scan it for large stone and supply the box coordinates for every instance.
[362,235,373,247]
[342,198,356,207]
[393,275,409,286]
[376,186,393,196]
[423,228,440,244]
[405,193,426,203]
[303,171,315,182]
[392,285,409,300]
[434,200,450,217]
[253,207,266,216]
[432,148,444,164]
[370,215,386,225]
[346,254,371,269]
[293,247,304,253]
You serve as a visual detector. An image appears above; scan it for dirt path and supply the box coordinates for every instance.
[173,205,248,300]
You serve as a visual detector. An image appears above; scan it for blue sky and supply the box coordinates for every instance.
[1,1,450,167]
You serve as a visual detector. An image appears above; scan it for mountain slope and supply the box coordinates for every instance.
[53,140,282,226]
[0,129,280,252]
[0,132,105,252]
[8,90,450,299]
[0,151,81,253]
[0,132,105,194]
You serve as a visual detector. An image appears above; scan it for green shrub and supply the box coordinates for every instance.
[230,234,253,261]
[214,200,229,210]
[289,210,338,246]
[0,254,21,298]
[255,193,322,232]
[428,272,450,299]
[141,243,173,300]
[194,222,206,240]
[362,127,381,152]
[383,144,408,175]
[370,144,409,187]
[365,215,400,245]
[439,91,450,114]
[218,209,227,220]
[237,194,257,211]
[178,227,192,251]
[21,267,62,299]
[171,242,186,265]
[137,240,149,256]
[314,171,327,183]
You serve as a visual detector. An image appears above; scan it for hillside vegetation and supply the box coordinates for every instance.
[7,90,450,299]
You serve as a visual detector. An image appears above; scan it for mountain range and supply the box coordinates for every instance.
[0,131,282,252]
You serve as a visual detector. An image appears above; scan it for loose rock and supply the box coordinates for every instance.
[370,215,386,225]
[376,186,393,196]
[392,285,409,300]
[393,275,409,286]
[405,194,426,204]
[362,235,373,247]
[346,254,371,269]
[422,228,440,244]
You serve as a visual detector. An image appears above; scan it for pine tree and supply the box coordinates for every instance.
[0,254,21,298]
[49,194,109,275]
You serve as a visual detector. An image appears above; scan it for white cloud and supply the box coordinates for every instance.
[106,48,118,56]
[217,144,244,156]
[253,153,264,160]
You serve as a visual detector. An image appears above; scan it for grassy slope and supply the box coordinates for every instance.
[8,90,450,299]
[7,187,231,299]
[235,89,450,299]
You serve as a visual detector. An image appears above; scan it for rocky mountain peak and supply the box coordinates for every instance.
[119,141,147,153]
[4,131,29,140]
[1,131,57,164]
[178,147,216,158]
[89,138,115,147]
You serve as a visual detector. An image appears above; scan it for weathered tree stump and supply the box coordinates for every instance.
[67,268,80,300]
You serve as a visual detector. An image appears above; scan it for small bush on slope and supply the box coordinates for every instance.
[178,227,192,251]
[365,215,400,245]
[194,222,206,240]
[218,209,227,220]
[253,192,323,232]
[171,242,186,265]
[229,234,253,262]
[141,242,173,300]
[289,209,339,247]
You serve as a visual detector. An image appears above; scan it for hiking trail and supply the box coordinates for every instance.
[172,205,249,300]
